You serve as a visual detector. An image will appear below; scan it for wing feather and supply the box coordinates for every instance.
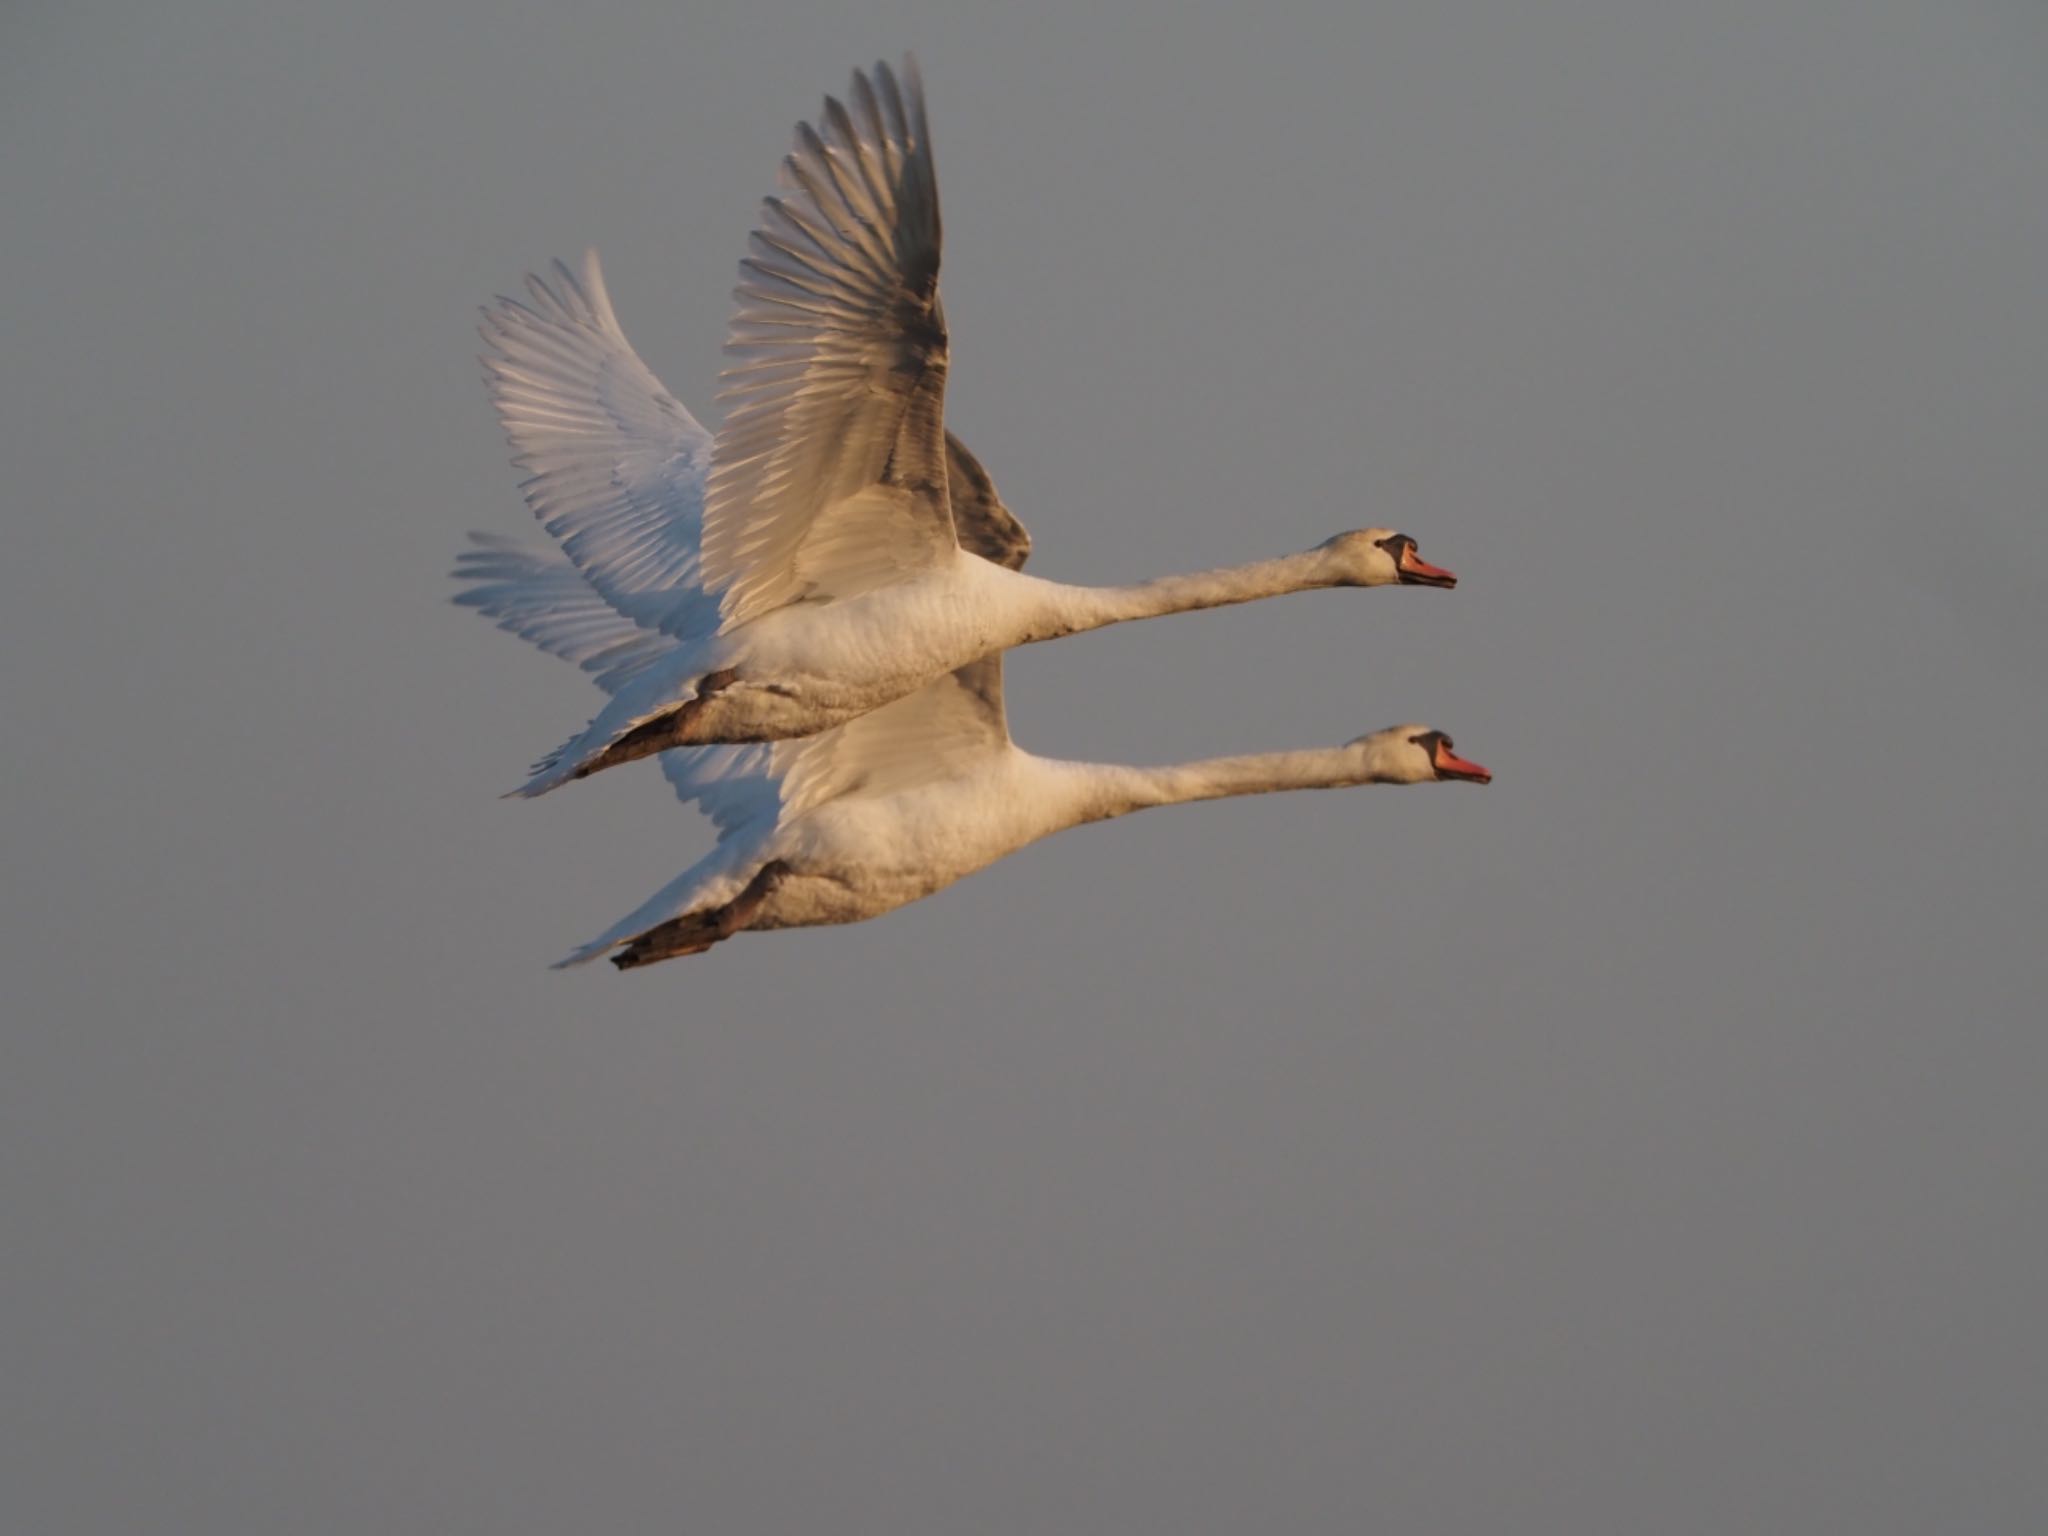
[775,665,1011,818]
[451,533,674,693]
[479,249,719,640]
[701,57,959,627]
[452,535,774,837]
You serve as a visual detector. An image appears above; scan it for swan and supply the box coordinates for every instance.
[455,471,1490,971]
[577,705,1489,970]
[478,58,1458,799]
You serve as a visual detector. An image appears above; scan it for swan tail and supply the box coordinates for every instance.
[608,910,738,969]
[555,858,790,971]
[505,667,738,798]
[505,706,684,798]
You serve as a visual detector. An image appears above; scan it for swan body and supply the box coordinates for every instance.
[478,59,1457,798]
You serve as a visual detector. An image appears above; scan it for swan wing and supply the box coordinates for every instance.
[480,249,719,641]
[944,431,1030,571]
[776,657,1012,817]
[704,58,957,627]
[452,535,777,836]
[653,743,783,842]
[451,533,675,692]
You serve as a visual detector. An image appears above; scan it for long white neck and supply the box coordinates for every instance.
[1012,550,1342,642]
[1051,742,1400,827]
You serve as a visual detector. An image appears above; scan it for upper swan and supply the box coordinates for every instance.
[474,59,1457,798]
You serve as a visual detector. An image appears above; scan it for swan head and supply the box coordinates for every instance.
[1350,725,1493,784]
[1317,529,1458,589]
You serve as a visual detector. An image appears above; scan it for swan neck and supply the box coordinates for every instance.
[1074,746,1373,821]
[1032,549,1333,639]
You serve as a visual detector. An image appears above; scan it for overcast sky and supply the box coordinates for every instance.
[5,1,2046,1531]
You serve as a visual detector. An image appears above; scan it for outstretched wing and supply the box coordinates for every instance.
[480,249,720,640]
[703,58,958,627]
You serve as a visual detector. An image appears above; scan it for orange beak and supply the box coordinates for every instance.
[1397,546,1458,588]
[1432,740,1492,783]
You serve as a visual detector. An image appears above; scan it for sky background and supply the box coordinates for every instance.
[5,1,2046,1530]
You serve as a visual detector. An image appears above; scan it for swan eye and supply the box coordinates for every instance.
[1373,533,1412,560]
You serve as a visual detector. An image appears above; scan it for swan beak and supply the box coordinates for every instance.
[1432,741,1492,783]
[1397,547,1458,588]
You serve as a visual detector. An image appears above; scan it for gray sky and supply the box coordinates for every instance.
[5,1,2046,1530]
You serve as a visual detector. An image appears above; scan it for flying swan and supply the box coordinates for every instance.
[478,58,1458,799]
[456,451,1490,970]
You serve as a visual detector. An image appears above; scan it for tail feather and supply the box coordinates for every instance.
[610,910,730,969]
[506,669,727,798]
[552,845,750,968]
[505,717,611,799]
[555,858,789,970]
